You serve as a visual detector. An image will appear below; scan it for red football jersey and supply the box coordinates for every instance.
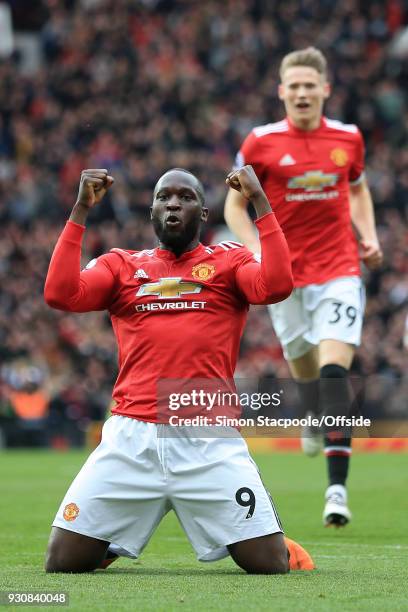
[44,213,292,422]
[236,117,365,287]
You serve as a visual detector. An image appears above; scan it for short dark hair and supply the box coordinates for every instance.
[156,168,205,205]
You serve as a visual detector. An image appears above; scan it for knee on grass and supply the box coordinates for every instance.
[228,535,290,575]
[45,549,99,573]
[45,527,109,573]
[240,550,289,575]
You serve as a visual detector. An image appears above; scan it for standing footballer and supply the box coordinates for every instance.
[224,47,383,527]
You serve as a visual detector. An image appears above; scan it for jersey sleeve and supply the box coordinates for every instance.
[349,129,365,185]
[228,212,293,305]
[44,221,120,312]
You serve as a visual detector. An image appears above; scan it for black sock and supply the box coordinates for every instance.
[324,438,351,486]
[320,364,352,487]
[295,378,319,418]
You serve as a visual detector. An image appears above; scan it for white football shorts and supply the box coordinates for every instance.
[52,415,283,562]
[268,276,365,361]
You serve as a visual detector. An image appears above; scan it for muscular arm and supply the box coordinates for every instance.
[224,188,261,253]
[233,212,293,305]
[225,165,292,304]
[349,176,383,269]
[44,221,118,312]
[44,170,117,312]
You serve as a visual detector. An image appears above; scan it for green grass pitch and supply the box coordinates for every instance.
[1,449,407,611]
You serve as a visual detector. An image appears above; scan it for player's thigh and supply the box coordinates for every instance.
[52,417,169,558]
[45,526,109,572]
[228,532,289,574]
[307,277,365,352]
[268,290,313,361]
[169,432,283,562]
[287,346,319,381]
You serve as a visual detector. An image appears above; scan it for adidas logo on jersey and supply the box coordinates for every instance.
[134,268,149,279]
[279,154,296,166]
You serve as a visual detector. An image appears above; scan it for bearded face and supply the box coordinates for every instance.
[151,170,208,254]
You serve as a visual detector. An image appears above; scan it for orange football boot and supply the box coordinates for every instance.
[284,537,315,570]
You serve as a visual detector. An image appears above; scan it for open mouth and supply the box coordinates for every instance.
[165,214,182,227]
[296,102,310,111]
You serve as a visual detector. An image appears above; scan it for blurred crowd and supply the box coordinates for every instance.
[0,0,407,446]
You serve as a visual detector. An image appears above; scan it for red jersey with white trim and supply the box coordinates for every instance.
[236,117,365,287]
[44,213,292,422]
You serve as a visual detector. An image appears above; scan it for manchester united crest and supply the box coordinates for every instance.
[63,502,80,522]
[330,148,348,167]
[192,263,215,281]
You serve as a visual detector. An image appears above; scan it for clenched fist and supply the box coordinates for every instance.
[76,169,115,208]
[359,239,383,270]
[226,165,266,201]
[226,165,271,218]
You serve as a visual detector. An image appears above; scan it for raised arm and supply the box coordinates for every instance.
[44,169,117,312]
[226,166,293,304]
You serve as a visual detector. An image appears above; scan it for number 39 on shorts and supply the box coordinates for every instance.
[328,301,358,327]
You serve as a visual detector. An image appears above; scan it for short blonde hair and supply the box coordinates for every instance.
[279,47,328,80]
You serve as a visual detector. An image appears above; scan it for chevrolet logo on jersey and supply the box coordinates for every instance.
[288,171,338,191]
[136,277,202,299]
